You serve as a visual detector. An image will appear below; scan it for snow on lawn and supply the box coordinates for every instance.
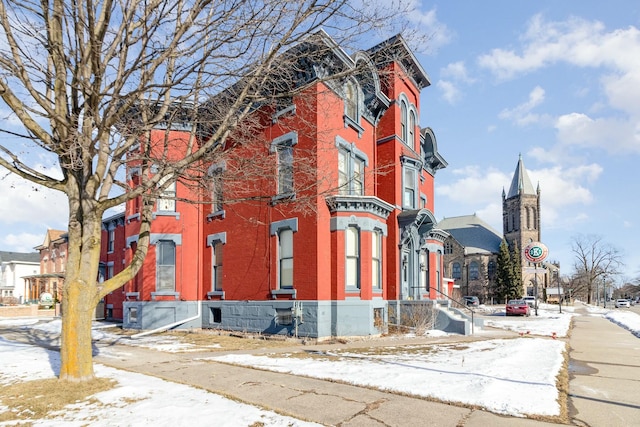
[0,336,319,427]
[2,303,639,422]
[605,310,640,337]
[208,337,567,418]
[483,305,574,337]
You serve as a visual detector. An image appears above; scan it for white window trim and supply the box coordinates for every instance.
[336,136,369,196]
[270,132,298,202]
[270,219,298,298]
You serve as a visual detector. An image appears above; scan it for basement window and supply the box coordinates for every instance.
[276,308,293,326]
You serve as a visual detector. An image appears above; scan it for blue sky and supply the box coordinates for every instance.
[1,1,639,283]
[407,1,640,281]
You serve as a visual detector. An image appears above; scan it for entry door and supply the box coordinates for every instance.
[401,248,410,299]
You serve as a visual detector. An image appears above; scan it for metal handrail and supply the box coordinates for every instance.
[429,287,475,335]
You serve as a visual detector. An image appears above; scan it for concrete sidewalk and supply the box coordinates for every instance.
[94,335,562,427]
[3,306,639,426]
[567,309,640,427]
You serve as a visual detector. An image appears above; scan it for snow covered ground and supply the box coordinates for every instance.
[0,303,638,425]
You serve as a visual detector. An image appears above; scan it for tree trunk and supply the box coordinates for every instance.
[58,195,103,381]
[59,277,97,381]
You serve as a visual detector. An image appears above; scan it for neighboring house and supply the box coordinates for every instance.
[103,31,451,338]
[99,212,127,320]
[0,251,40,304]
[439,214,502,303]
[24,229,68,303]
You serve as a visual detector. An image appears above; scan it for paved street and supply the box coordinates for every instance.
[1,305,639,426]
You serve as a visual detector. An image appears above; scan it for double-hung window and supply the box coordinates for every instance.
[157,175,176,212]
[345,226,360,289]
[403,168,416,208]
[156,240,176,292]
[278,229,294,289]
[345,80,358,120]
[210,168,224,213]
[270,133,297,199]
[107,229,115,253]
[336,137,368,196]
[212,241,223,292]
[372,230,382,290]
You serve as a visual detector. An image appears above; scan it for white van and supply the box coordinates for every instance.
[522,296,536,308]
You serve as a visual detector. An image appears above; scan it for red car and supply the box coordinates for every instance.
[506,299,531,316]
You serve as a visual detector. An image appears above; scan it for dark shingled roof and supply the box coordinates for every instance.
[0,251,40,263]
[437,214,502,255]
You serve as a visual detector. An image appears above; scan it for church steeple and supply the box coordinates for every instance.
[506,153,536,198]
[502,154,542,296]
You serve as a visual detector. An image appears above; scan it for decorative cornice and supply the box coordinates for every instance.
[325,195,394,219]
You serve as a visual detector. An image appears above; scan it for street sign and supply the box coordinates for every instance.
[523,241,548,263]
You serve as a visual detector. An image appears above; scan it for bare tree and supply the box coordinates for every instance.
[571,234,624,304]
[0,0,416,382]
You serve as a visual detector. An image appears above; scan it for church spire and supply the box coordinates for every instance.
[506,153,536,199]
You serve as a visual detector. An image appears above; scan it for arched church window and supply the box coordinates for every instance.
[469,261,479,280]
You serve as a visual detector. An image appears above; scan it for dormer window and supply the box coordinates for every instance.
[343,79,364,136]
[345,80,358,120]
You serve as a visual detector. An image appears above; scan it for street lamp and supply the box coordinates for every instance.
[556,269,561,314]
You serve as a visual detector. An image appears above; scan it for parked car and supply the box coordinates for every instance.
[615,299,631,308]
[506,299,530,316]
[522,296,537,308]
[463,296,479,307]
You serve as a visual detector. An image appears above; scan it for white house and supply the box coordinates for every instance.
[0,251,40,304]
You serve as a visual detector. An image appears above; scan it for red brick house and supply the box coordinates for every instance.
[107,32,455,337]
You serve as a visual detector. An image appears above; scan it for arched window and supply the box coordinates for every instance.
[345,80,358,120]
[408,110,416,148]
[452,262,461,279]
[469,261,479,280]
[400,101,408,142]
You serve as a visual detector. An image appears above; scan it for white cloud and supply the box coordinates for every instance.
[0,173,68,229]
[498,86,552,126]
[478,15,640,155]
[441,61,474,83]
[405,5,453,53]
[436,162,601,236]
[554,113,640,154]
[437,166,511,205]
[1,232,44,252]
[436,80,461,104]
[437,62,475,104]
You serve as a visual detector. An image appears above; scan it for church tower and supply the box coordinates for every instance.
[502,154,543,295]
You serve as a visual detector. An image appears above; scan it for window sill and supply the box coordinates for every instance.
[153,211,180,220]
[343,115,364,137]
[151,292,180,300]
[206,210,225,221]
[271,289,296,299]
[125,292,140,301]
[271,192,296,205]
[127,213,140,223]
[207,291,225,300]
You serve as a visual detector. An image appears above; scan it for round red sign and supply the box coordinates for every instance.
[524,242,548,263]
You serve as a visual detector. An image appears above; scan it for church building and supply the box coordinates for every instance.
[441,155,554,303]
